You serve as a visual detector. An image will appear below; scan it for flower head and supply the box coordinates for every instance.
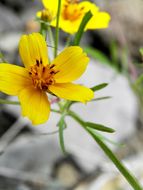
[37,8,55,22]
[0,33,93,125]
[40,0,110,34]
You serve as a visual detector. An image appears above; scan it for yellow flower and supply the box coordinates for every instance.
[0,33,94,125]
[40,0,111,34]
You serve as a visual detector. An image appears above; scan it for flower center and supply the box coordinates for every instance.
[62,1,84,22]
[29,59,58,91]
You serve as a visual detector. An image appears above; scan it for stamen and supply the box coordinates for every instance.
[54,70,60,74]
[29,62,58,91]
[42,86,48,91]
[50,70,55,75]
[50,64,55,69]
[42,67,45,73]
[36,60,39,66]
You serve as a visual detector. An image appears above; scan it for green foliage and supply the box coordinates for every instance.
[0,99,20,105]
[91,83,108,92]
[85,122,115,133]
[87,128,143,190]
[68,110,143,190]
[91,96,111,102]
[72,11,93,46]
[57,114,67,153]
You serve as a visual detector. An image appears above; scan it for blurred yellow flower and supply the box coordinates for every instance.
[0,33,93,125]
[40,0,110,34]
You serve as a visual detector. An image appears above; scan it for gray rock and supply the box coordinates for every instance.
[0,0,41,12]
[0,4,22,33]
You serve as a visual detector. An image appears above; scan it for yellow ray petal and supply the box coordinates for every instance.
[19,87,50,125]
[0,63,31,95]
[42,0,58,12]
[49,83,94,103]
[42,0,65,14]
[51,46,89,83]
[79,1,99,13]
[79,1,110,30]
[52,17,81,34]
[86,12,111,30]
[19,33,48,68]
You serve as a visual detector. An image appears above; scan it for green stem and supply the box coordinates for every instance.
[68,110,85,126]
[47,25,54,48]
[68,110,143,190]
[54,0,61,58]
[51,109,60,114]
[40,23,47,39]
[65,35,71,47]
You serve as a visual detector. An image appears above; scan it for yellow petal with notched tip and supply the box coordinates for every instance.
[18,86,50,125]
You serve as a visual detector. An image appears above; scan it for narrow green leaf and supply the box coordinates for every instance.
[85,122,115,133]
[84,46,111,66]
[57,115,67,154]
[87,128,143,190]
[54,0,61,57]
[92,131,124,147]
[91,83,108,92]
[0,99,20,105]
[91,96,111,102]
[72,11,92,46]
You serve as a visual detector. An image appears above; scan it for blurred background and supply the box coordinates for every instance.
[0,0,143,189]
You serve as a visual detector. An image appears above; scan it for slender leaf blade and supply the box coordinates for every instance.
[91,96,111,102]
[0,99,20,105]
[58,116,67,153]
[91,83,108,92]
[94,131,124,147]
[87,127,143,190]
[72,11,92,46]
[85,122,115,133]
